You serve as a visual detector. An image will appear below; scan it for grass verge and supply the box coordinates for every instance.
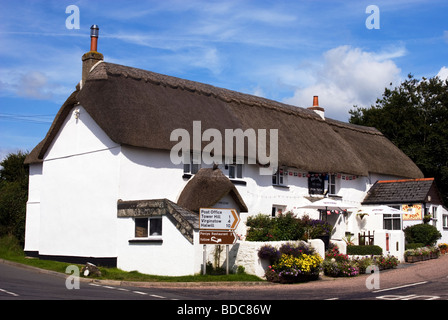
[0,235,263,282]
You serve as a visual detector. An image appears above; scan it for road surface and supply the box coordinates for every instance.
[1,255,447,301]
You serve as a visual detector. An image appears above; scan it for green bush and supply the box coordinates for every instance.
[347,245,383,256]
[405,243,425,250]
[246,212,304,241]
[404,223,441,246]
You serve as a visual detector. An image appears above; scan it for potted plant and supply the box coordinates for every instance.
[438,243,448,254]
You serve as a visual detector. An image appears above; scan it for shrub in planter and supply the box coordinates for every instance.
[404,223,441,246]
[323,246,359,277]
[347,245,382,256]
[352,256,373,274]
[438,243,448,254]
[257,244,280,263]
[267,253,323,283]
[373,254,399,270]
[322,259,359,277]
[279,242,315,257]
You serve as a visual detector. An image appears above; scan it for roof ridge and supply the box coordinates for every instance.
[100,62,323,122]
[377,178,434,184]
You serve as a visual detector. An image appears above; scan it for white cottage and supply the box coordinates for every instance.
[24,29,428,275]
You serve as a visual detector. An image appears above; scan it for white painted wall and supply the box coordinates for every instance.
[24,163,43,252]
[116,216,202,276]
[34,106,121,258]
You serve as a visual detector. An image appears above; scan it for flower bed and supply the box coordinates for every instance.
[404,246,440,262]
[260,242,323,283]
[323,245,398,277]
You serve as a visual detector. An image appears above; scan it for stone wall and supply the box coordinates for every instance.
[205,239,329,278]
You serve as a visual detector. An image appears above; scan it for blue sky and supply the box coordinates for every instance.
[1,0,447,160]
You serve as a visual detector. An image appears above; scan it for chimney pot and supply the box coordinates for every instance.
[308,95,325,119]
[90,25,99,52]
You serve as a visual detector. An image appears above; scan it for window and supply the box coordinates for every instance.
[443,215,448,229]
[383,214,401,230]
[228,163,243,179]
[272,205,286,217]
[272,167,284,185]
[134,217,162,238]
[183,152,201,174]
[328,174,338,195]
[431,206,438,227]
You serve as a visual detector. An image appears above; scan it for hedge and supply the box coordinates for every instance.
[347,245,383,256]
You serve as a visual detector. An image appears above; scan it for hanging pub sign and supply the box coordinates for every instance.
[308,173,325,195]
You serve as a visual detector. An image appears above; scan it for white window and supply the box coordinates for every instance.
[271,205,286,217]
[228,163,243,179]
[383,214,401,230]
[272,167,285,186]
[431,206,438,227]
[183,152,201,174]
[443,215,448,229]
[328,174,339,195]
[134,217,162,238]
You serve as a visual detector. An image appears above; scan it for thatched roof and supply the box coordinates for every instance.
[177,167,248,212]
[24,61,423,179]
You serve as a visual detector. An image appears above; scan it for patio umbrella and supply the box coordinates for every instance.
[358,205,403,215]
[299,198,357,220]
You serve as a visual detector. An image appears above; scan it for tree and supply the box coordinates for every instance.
[0,151,29,245]
[349,74,448,204]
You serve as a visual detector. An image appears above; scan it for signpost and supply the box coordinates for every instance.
[199,208,240,230]
[199,208,240,275]
[199,230,237,245]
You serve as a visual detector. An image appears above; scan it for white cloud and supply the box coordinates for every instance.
[436,66,448,81]
[283,45,404,121]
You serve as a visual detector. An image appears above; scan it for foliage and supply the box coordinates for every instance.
[246,212,331,241]
[405,243,425,250]
[266,253,322,284]
[373,254,399,270]
[404,246,440,258]
[0,151,29,245]
[404,223,441,246]
[323,246,359,277]
[279,241,315,256]
[323,245,398,277]
[246,212,304,241]
[257,244,280,263]
[300,214,333,239]
[347,245,383,256]
[349,74,448,204]
[260,242,322,283]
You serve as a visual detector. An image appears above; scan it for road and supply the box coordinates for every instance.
[1,255,447,301]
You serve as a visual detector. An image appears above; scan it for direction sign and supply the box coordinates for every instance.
[199,208,240,230]
[199,230,237,245]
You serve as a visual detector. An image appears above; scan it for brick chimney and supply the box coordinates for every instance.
[81,25,103,88]
[307,96,325,119]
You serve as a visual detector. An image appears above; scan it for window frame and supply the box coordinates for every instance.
[383,214,401,230]
[133,217,163,240]
[272,167,285,186]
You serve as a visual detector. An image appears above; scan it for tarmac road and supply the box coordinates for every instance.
[1,254,447,301]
